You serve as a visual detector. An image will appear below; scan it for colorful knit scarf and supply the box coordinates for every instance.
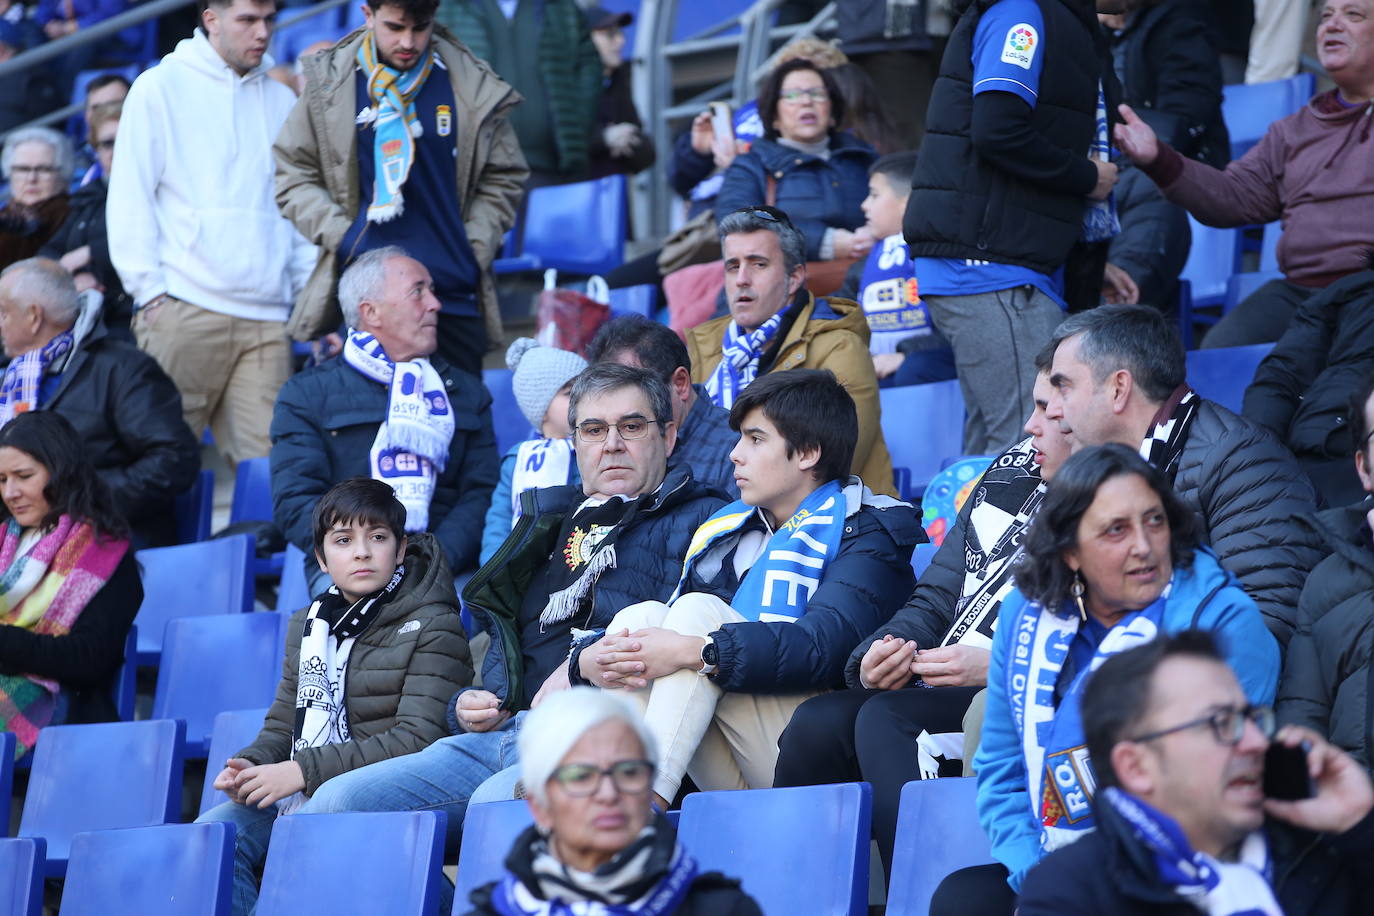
[355,31,435,222]
[0,516,128,758]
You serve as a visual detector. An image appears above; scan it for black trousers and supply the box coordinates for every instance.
[435,313,486,378]
[773,686,982,875]
[930,863,1016,916]
[1201,277,1317,349]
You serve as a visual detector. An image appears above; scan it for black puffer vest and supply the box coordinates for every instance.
[906,0,1102,273]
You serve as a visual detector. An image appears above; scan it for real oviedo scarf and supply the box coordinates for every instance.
[355,30,436,222]
[674,480,846,622]
[704,310,784,410]
[1007,588,1170,855]
[344,331,454,532]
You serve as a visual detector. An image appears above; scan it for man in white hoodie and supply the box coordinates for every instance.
[108,0,314,464]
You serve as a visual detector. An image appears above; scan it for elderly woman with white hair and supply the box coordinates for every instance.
[1,126,74,270]
[461,687,760,916]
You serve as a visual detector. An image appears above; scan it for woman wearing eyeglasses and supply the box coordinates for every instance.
[715,58,877,278]
[930,444,1279,916]
[461,687,760,916]
[0,126,73,271]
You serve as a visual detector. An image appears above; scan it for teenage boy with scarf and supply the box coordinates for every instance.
[273,0,527,375]
[571,369,920,808]
[1019,631,1374,916]
[197,477,472,916]
[1043,304,1324,650]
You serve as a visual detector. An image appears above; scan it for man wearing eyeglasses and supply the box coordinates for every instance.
[1018,630,1374,915]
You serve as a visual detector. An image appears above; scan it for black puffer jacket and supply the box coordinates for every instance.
[38,178,133,335]
[1172,398,1324,649]
[238,534,472,795]
[1276,502,1374,771]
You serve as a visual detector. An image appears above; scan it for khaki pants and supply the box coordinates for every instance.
[607,593,821,801]
[134,297,289,464]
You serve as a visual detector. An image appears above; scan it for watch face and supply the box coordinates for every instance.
[703,643,719,666]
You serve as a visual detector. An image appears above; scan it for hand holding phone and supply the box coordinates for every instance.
[1262,741,1313,801]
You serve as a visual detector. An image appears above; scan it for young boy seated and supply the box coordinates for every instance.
[835,151,956,387]
[196,477,473,916]
[570,369,921,807]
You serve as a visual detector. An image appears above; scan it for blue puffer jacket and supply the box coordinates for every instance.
[270,355,500,575]
[715,132,876,260]
[974,547,1280,891]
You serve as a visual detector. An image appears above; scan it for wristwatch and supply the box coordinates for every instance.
[697,636,718,677]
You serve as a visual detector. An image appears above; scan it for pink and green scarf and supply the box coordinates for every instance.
[0,516,128,758]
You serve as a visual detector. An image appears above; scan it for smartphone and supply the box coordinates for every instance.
[710,102,734,143]
[1263,741,1314,801]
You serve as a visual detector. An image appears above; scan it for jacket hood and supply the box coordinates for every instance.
[796,294,871,344]
[841,477,921,547]
[371,532,459,626]
[168,28,276,83]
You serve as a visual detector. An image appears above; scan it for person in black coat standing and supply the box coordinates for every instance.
[585,5,655,180]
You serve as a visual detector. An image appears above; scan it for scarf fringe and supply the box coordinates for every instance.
[541,546,617,626]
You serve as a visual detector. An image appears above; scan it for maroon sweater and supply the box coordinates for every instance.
[1142,89,1374,288]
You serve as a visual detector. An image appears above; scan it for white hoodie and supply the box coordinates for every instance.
[107,30,316,321]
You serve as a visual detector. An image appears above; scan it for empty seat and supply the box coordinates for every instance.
[173,469,215,544]
[0,837,44,916]
[454,800,536,908]
[1178,218,1244,348]
[1222,73,1316,159]
[113,624,138,721]
[18,719,185,877]
[910,542,939,579]
[482,368,536,455]
[677,782,871,916]
[256,811,446,916]
[232,457,285,579]
[885,778,993,916]
[608,284,658,319]
[60,823,233,916]
[880,380,965,502]
[152,614,284,757]
[1185,343,1276,414]
[134,534,254,665]
[199,708,272,816]
[0,732,13,836]
[494,175,628,277]
[276,542,312,614]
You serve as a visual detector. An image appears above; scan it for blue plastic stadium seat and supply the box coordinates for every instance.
[1185,343,1276,415]
[880,380,965,502]
[910,542,939,579]
[0,837,44,916]
[454,800,536,908]
[174,469,215,544]
[483,368,536,456]
[66,66,142,140]
[256,812,447,916]
[0,732,13,837]
[60,823,233,916]
[18,719,185,877]
[199,708,272,815]
[1224,270,1283,313]
[152,614,284,757]
[1222,73,1316,160]
[276,542,312,614]
[133,534,254,665]
[608,284,658,319]
[1260,221,1281,273]
[113,624,137,721]
[232,457,285,579]
[1178,218,1244,349]
[677,783,872,916]
[494,175,627,277]
[886,778,993,916]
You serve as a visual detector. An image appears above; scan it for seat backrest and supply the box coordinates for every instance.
[256,811,446,916]
[454,800,535,908]
[1180,217,1242,308]
[113,624,137,721]
[677,783,871,916]
[173,469,215,544]
[134,534,254,664]
[276,543,311,614]
[1260,220,1281,273]
[885,778,993,916]
[879,380,965,501]
[60,823,233,916]
[482,368,536,456]
[1222,73,1316,159]
[0,733,13,841]
[199,708,272,815]
[0,837,44,916]
[608,284,658,319]
[231,457,274,525]
[1185,343,1276,414]
[152,614,284,756]
[521,176,628,277]
[910,542,939,579]
[18,719,185,876]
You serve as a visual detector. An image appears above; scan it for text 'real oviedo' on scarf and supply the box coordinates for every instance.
[674,479,846,622]
[355,30,435,222]
[343,330,454,533]
[1104,787,1280,916]
[1140,385,1199,483]
[0,516,128,757]
[541,494,645,627]
[1008,587,1172,855]
[704,309,784,410]
[0,329,74,426]
[277,565,406,814]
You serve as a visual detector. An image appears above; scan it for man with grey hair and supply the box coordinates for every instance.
[270,246,499,590]
[0,257,198,546]
[1042,303,1324,648]
[685,205,896,496]
[293,363,724,901]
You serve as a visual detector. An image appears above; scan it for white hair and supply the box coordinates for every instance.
[517,687,657,805]
[1,126,74,185]
[336,245,409,329]
[0,258,80,328]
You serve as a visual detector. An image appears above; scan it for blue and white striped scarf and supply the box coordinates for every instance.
[1082,82,1120,244]
[704,310,784,410]
[0,330,73,426]
[355,31,435,222]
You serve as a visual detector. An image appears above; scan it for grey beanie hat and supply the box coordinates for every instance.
[507,338,589,430]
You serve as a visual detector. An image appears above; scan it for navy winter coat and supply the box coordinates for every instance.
[269,355,500,574]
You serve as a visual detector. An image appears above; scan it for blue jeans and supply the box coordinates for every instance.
[195,801,278,916]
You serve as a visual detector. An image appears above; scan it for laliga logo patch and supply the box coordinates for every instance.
[1001,23,1038,70]
[436,104,452,137]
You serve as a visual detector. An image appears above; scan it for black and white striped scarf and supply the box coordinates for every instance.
[1140,386,1200,483]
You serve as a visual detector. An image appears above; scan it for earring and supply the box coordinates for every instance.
[1070,572,1087,622]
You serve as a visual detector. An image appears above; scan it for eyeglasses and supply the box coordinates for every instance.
[780,88,828,104]
[10,165,59,178]
[1128,704,1275,747]
[575,418,664,442]
[550,759,655,797]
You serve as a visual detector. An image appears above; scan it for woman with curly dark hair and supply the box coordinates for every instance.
[0,410,140,758]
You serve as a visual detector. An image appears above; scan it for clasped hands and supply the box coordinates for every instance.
[859,633,990,689]
[578,627,706,690]
[211,758,305,809]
